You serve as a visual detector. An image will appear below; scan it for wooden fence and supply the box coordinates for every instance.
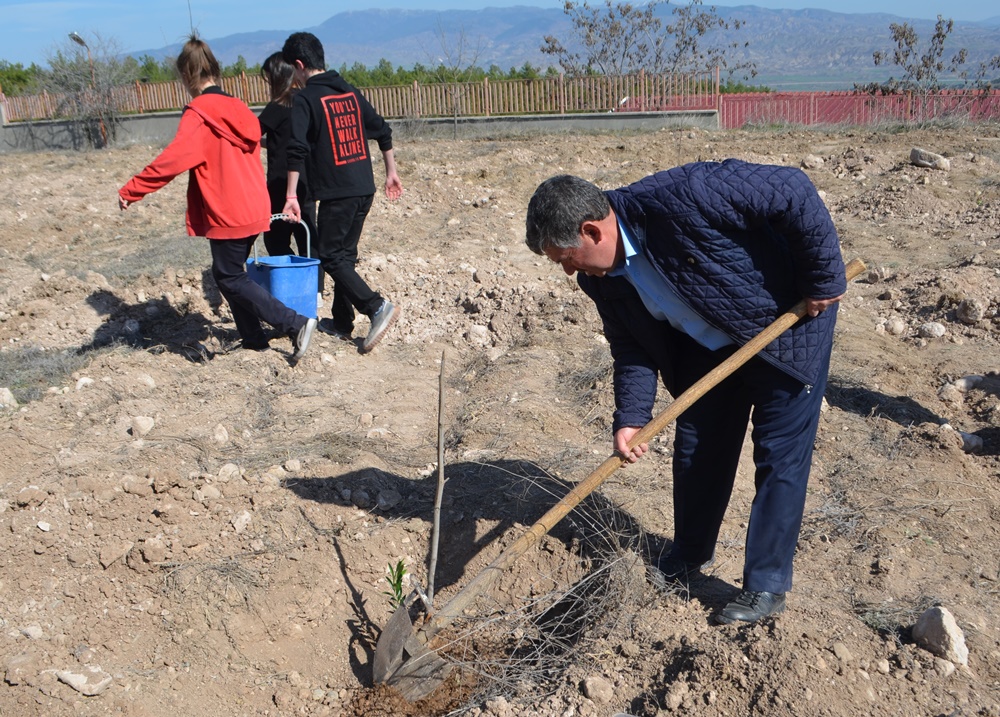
[0,70,719,123]
[6,71,1000,129]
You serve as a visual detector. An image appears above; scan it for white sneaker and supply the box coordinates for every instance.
[361,301,399,353]
[292,318,317,362]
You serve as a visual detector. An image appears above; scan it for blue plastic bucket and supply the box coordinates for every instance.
[246,254,320,319]
[246,213,320,319]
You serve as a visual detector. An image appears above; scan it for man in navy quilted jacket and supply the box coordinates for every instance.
[525,162,846,624]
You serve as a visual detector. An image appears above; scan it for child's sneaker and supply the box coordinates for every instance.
[362,300,399,353]
[291,318,317,362]
[317,318,354,342]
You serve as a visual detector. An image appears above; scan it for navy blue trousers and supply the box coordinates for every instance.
[668,330,830,594]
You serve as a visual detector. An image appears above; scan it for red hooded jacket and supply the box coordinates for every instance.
[119,89,270,239]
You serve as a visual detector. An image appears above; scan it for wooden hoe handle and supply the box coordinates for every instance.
[423,257,867,637]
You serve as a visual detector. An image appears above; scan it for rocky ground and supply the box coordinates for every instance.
[2,123,1000,717]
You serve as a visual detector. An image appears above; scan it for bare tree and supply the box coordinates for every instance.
[424,20,485,137]
[855,15,1000,122]
[859,16,968,94]
[40,32,134,148]
[541,0,755,79]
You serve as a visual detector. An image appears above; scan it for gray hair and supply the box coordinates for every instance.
[525,175,610,255]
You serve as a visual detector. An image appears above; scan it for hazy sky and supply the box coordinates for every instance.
[0,0,996,67]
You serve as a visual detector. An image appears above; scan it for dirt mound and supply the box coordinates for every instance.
[2,126,1000,716]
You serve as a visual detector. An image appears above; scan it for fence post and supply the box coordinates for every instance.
[412,80,421,119]
[715,66,721,114]
[559,73,565,115]
[484,76,490,117]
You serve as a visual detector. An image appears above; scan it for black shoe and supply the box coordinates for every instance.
[317,317,354,341]
[241,338,271,351]
[362,300,399,353]
[647,555,712,591]
[714,590,786,625]
[291,318,317,362]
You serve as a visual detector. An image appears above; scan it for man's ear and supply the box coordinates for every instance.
[580,219,605,245]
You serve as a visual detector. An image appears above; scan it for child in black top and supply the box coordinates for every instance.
[280,32,402,353]
[258,52,318,262]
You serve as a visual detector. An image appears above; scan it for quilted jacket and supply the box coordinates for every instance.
[577,159,846,434]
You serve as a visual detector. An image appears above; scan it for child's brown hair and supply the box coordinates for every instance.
[175,34,221,96]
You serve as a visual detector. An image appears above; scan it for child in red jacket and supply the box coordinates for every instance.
[118,35,316,361]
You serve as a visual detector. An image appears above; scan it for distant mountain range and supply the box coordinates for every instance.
[134,5,1000,90]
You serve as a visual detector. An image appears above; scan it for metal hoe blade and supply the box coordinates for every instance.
[373,602,451,701]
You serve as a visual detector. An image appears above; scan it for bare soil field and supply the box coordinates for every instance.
[2,123,1000,717]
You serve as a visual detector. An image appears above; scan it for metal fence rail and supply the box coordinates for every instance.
[718,90,1000,127]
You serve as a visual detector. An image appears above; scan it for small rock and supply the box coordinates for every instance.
[933,657,956,678]
[953,375,984,392]
[232,510,252,534]
[213,424,230,444]
[377,489,403,511]
[284,459,302,473]
[0,387,19,409]
[20,625,44,640]
[801,154,825,169]
[99,542,134,569]
[141,538,167,563]
[885,317,906,336]
[123,476,153,497]
[832,642,853,663]
[75,377,94,391]
[938,383,965,404]
[131,416,155,437]
[17,486,48,507]
[466,324,490,347]
[194,484,222,502]
[351,490,374,510]
[56,665,113,696]
[665,680,690,710]
[956,298,986,325]
[958,431,983,453]
[912,605,968,666]
[918,322,946,339]
[910,147,951,171]
[581,675,614,704]
[5,652,40,686]
[218,463,241,481]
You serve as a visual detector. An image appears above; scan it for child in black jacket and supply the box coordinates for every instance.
[281,32,402,353]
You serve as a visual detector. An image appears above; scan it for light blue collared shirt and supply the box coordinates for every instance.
[609,221,734,350]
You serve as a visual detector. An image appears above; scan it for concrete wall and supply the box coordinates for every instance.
[0,107,718,154]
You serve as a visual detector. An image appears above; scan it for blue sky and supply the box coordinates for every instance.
[0,0,996,67]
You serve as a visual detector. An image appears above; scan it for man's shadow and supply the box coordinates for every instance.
[284,458,733,682]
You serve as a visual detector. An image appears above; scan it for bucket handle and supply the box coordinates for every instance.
[253,213,312,263]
